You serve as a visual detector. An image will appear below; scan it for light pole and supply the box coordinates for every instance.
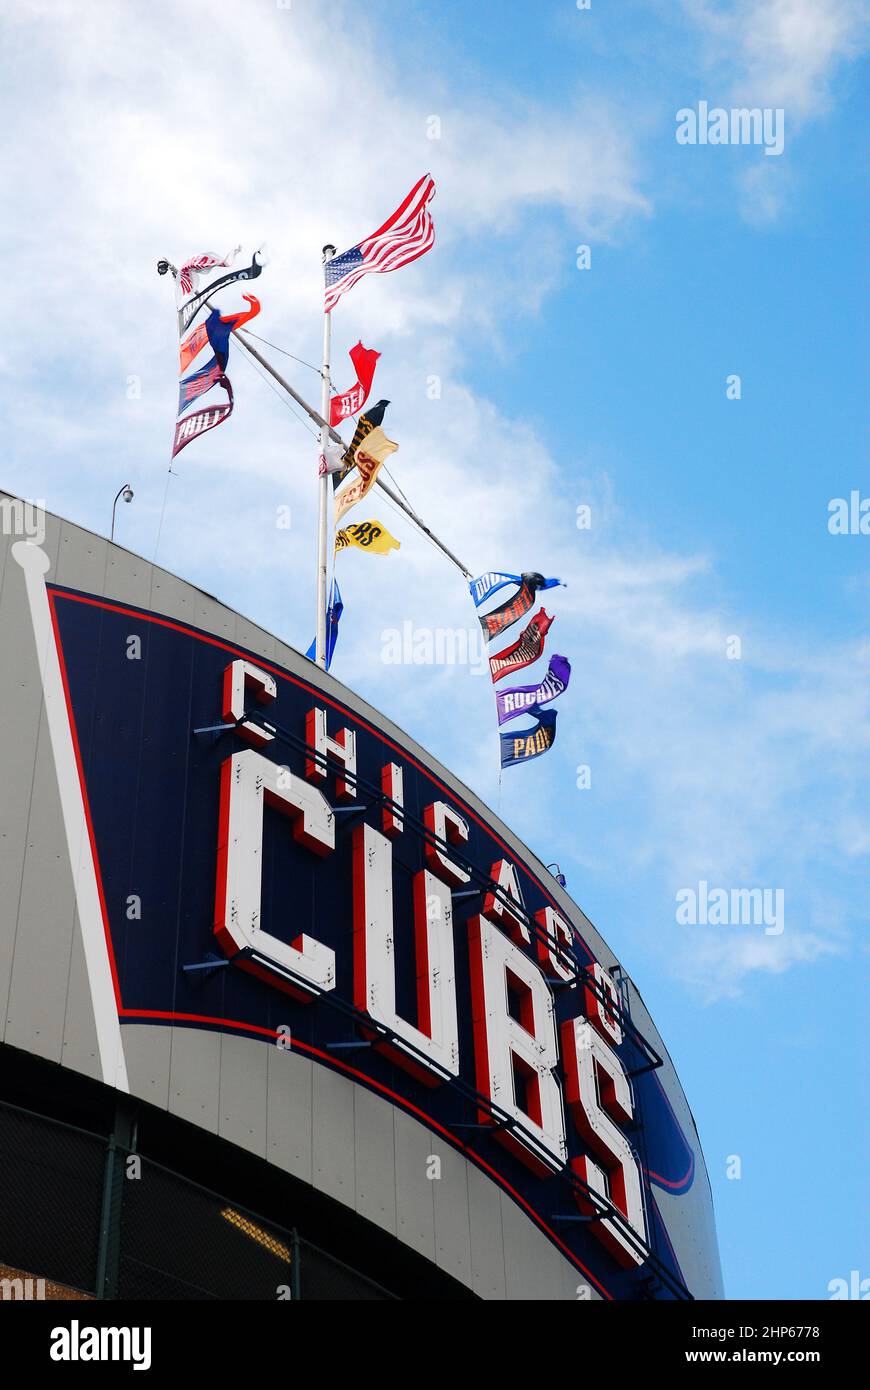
[111,484,134,542]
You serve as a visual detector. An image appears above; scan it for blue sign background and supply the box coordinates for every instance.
[50,583,696,1301]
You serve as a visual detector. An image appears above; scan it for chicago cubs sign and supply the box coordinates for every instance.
[43,579,699,1301]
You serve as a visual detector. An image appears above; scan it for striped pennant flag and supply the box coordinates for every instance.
[324,175,435,313]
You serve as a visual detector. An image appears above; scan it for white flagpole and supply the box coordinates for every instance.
[235,329,473,579]
[315,245,337,668]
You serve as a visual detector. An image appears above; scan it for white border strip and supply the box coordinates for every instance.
[12,542,128,1091]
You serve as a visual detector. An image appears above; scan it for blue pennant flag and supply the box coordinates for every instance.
[469,571,523,607]
[469,569,562,608]
[306,579,343,671]
[499,706,558,768]
[178,354,223,413]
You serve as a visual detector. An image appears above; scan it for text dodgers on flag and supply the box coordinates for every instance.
[470,571,526,607]
[470,570,562,609]
[324,175,435,313]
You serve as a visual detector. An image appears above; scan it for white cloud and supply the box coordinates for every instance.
[0,0,650,374]
[687,0,869,120]
[735,159,793,224]
[679,0,868,221]
[672,928,843,1002]
[1,0,866,1002]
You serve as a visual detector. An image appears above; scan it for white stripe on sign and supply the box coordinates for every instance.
[12,542,129,1092]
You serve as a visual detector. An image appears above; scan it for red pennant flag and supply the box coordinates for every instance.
[329,341,380,427]
[172,377,234,458]
[489,609,554,683]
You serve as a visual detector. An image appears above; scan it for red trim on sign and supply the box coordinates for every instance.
[221,662,236,728]
[641,1073,696,1190]
[351,825,441,1088]
[423,800,472,889]
[304,707,321,784]
[645,1156,695,1191]
[47,583,613,1298]
[467,916,492,1127]
[49,580,581,934]
[351,822,370,1017]
[484,859,528,944]
[118,1006,612,1299]
[381,761,403,839]
[213,756,234,957]
[413,869,434,1039]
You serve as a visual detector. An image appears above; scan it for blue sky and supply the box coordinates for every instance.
[1,0,868,1298]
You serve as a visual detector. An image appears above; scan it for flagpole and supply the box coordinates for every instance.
[315,245,337,668]
[233,331,474,581]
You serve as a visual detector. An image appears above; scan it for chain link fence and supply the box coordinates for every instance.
[0,1098,393,1300]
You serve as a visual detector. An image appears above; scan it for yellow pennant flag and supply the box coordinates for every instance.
[334,426,398,525]
[335,520,401,556]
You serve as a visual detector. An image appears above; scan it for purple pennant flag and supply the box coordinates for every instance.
[495,655,571,726]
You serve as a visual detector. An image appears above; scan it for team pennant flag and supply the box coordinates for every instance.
[172,377,234,458]
[496,656,570,725]
[177,248,267,334]
[335,520,400,556]
[330,342,380,427]
[177,355,224,413]
[305,579,344,672]
[479,573,562,643]
[179,295,260,374]
[324,174,435,313]
[490,609,554,683]
[334,427,398,525]
[332,400,390,487]
[178,247,241,297]
[470,570,561,608]
[500,707,558,768]
[168,246,266,462]
[319,442,347,476]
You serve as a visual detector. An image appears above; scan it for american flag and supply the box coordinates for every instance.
[324,174,435,313]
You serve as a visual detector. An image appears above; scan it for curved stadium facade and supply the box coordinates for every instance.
[0,494,723,1301]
